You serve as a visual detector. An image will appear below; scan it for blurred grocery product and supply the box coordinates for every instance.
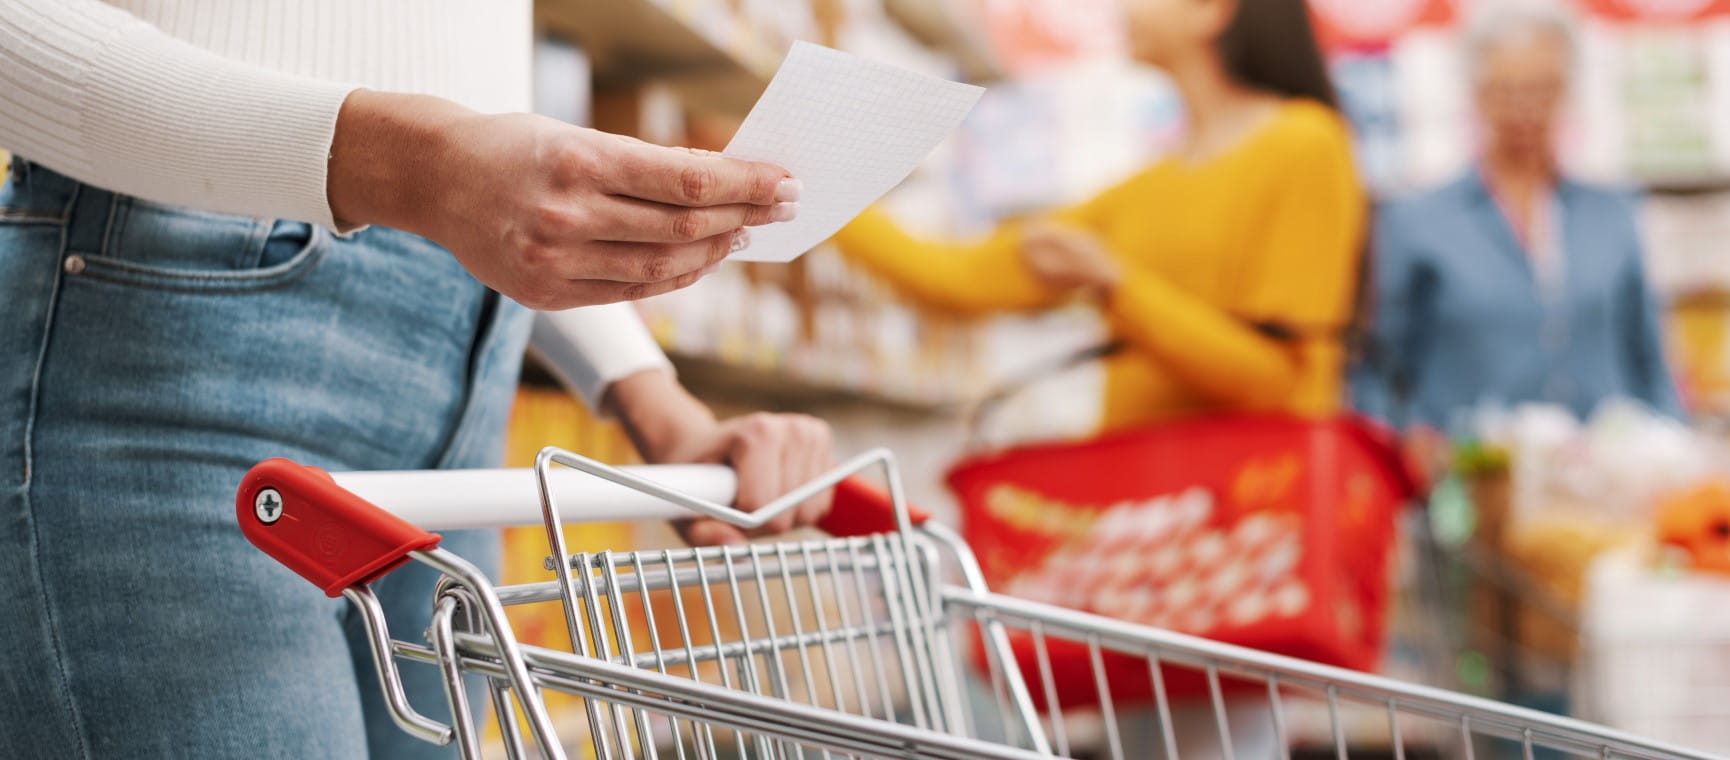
[1467,400,1720,527]
[1656,481,1730,574]
[1496,512,1632,661]
[1581,547,1730,752]
[1440,398,1730,735]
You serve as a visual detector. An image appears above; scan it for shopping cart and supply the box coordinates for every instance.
[236,446,1723,760]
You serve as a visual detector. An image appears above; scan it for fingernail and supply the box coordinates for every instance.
[700,261,722,276]
[771,202,798,223]
[775,178,802,202]
[730,228,752,253]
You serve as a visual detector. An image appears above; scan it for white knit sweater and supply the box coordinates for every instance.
[0,0,672,412]
[0,0,532,229]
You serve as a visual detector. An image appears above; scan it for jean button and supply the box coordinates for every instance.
[63,255,86,275]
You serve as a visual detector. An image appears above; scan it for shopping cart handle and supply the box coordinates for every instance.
[324,463,926,533]
[822,477,928,537]
[238,459,927,594]
[238,458,441,597]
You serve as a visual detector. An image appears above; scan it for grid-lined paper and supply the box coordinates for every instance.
[724,42,985,263]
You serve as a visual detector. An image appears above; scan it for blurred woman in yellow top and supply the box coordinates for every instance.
[833,0,1364,432]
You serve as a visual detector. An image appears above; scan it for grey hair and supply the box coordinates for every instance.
[1463,1,1579,84]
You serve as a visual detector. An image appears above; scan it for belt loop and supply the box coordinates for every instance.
[250,216,277,266]
[100,194,122,257]
[63,184,117,255]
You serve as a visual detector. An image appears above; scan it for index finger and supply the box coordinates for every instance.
[607,139,794,208]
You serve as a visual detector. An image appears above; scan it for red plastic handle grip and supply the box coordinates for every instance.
[238,458,441,597]
[819,478,929,537]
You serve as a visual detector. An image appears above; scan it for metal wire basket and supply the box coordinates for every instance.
[236,447,1723,760]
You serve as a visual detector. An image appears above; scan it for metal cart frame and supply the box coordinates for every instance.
[237,447,1723,760]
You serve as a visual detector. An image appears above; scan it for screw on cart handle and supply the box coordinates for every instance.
[238,458,442,597]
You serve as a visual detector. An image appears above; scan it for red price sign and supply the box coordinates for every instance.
[969,0,1126,74]
[1308,0,1456,52]
[1579,0,1730,21]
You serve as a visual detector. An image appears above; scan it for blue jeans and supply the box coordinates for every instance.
[0,160,532,758]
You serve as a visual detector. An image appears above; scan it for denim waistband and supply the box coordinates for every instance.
[3,158,283,258]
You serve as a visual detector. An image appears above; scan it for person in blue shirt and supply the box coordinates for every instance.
[1351,2,1683,433]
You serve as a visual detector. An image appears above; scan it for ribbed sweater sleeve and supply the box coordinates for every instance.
[528,305,676,414]
[0,0,359,228]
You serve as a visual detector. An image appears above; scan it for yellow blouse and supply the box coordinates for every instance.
[832,100,1365,431]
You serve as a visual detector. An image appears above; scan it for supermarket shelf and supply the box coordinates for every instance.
[1643,173,1730,195]
[521,350,955,414]
[535,0,998,113]
[668,352,961,414]
[882,0,1004,81]
[1670,287,1730,309]
[535,0,776,112]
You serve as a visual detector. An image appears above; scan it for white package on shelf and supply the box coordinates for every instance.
[1579,549,1730,754]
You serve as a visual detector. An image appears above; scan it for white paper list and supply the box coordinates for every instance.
[724,41,985,263]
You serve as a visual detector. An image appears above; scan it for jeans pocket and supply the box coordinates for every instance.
[0,162,69,224]
[73,199,328,294]
[0,207,63,224]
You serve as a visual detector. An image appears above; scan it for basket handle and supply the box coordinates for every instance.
[966,341,1122,449]
[239,459,927,593]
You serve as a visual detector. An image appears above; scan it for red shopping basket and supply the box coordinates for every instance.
[949,414,1414,709]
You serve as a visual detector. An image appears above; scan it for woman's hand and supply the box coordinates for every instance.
[1019,220,1120,296]
[655,413,836,547]
[604,370,835,546]
[328,90,799,309]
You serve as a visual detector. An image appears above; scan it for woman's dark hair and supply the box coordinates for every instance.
[1217,0,1339,110]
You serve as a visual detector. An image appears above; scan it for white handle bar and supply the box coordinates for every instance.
[331,465,738,531]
